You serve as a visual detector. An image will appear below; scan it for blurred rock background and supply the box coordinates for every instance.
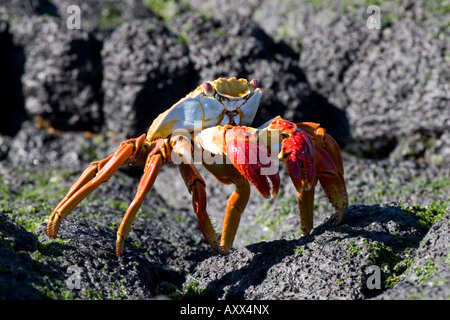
[0,0,448,300]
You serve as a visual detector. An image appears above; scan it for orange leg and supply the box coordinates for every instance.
[178,163,224,255]
[297,122,348,226]
[297,187,316,236]
[220,172,250,253]
[116,151,164,256]
[46,134,148,238]
[318,173,348,225]
[202,162,250,254]
[315,146,348,225]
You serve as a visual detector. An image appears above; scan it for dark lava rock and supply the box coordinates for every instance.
[0,214,42,299]
[0,161,213,299]
[376,212,450,300]
[0,0,59,18]
[10,16,103,132]
[0,0,448,301]
[50,0,155,34]
[338,18,449,160]
[0,0,155,34]
[0,214,38,253]
[0,20,27,136]
[6,121,108,169]
[182,203,439,300]
[102,19,194,140]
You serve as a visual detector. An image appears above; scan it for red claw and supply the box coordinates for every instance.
[267,116,316,193]
[282,130,316,192]
[225,127,280,199]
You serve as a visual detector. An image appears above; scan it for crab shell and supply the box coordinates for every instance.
[146,77,261,140]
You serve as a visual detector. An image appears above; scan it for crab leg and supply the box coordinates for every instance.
[116,150,164,256]
[50,154,113,216]
[178,162,224,255]
[280,129,317,236]
[220,167,250,253]
[297,122,348,224]
[315,146,348,225]
[202,162,251,254]
[297,187,315,236]
[47,134,148,238]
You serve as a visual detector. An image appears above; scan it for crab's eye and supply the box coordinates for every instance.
[202,82,214,96]
[249,79,259,90]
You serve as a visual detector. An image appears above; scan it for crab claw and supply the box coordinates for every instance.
[282,130,316,192]
[267,116,316,193]
[225,127,280,199]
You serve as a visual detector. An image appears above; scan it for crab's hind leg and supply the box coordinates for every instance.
[46,134,147,239]
[115,142,166,256]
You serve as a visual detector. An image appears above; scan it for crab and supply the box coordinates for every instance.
[46,77,348,256]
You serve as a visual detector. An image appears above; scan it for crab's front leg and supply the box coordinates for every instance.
[263,117,319,235]
[296,122,348,225]
[115,139,168,256]
[269,117,348,234]
[202,161,250,254]
[196,126,280,253]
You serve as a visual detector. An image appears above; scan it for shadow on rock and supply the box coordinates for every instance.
[184,203,432,300]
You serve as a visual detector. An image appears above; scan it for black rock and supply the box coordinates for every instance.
[0,20,27,136]
[10,16,103,132]
[376,212,450,300]
[102,18,194,140]
[182,204,436,299]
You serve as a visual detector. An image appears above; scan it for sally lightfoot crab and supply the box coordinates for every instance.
[46,77,348,256]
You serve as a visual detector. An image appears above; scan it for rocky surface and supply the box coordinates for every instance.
[102,18,193,140]
[182,203,439,300]
[0,0,448,300]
